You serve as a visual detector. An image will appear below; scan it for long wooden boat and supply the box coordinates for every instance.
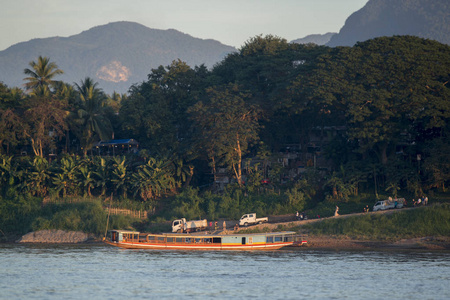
[104,230,306,251]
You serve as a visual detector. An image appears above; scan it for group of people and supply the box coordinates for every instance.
[413,196,428,207]
[209,221,229,231]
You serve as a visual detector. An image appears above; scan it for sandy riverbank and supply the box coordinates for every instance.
[17,230,92,244]
[291,235,450,251]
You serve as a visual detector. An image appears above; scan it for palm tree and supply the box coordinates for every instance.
[71,78,113,155]
[22,57,67,157]
[23,56,63,92]
[106,91,124,114]
[53,82,77,153]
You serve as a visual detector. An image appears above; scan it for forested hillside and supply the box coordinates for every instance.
[1,35,449,236]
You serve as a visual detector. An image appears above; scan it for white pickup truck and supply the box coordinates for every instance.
[172,218,208,233]
[373,198,405,211]
[239,213,268,227]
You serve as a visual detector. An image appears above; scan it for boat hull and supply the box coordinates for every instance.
[104,240,292,250]
[104,230,302,251]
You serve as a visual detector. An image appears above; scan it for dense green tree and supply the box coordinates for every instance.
[23,94,68,157]
[189,84,260,186]
[213,35,329,151]
[0,83,24,109]
[302,36,450,166]
[120,60,209,156]
[0,108,27,155]
[0,35,448,211]
[0,84,27,154]
[423,138,450,191]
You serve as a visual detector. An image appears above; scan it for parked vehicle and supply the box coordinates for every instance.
[239,213,268,227]
[296,212,308,221]
[373,198,405,211]
[172,218,208,233]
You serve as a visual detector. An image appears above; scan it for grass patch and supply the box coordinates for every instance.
[301,204,450,240]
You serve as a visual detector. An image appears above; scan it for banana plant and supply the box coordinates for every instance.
[51,156,79,197]
[23,156,51,197]
[130,157,176,202]
[92,156,110,197]
[0,155,13,188]
[110,156,128,198]
[78,164,94,197]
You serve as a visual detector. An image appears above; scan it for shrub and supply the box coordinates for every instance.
[0,194,42,235]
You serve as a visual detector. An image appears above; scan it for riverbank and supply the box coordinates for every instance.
[296,235,450,251]
[17,230,93,244]
[6,205,448,249]
[251,205,450,250]
[11,229,450,251]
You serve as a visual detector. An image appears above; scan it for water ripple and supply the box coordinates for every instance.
[0,244,449,299]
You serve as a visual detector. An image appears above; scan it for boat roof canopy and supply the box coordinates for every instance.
[110,230,296,237]
[110,230,140,234]
[96,139,139,146]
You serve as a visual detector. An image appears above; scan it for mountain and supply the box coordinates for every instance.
[291,33,336,46]
[0,21,237,94]
[327,0,450,47]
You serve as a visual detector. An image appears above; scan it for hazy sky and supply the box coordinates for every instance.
[1,0,368,51]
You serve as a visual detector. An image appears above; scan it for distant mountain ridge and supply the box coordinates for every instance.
[327,0,450,47]
[3,1,449,94]
[291,32,336,46]
[0,21,237,94]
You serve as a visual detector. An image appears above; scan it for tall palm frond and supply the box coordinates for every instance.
[23,56,63,92]
[71,78,113,155]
